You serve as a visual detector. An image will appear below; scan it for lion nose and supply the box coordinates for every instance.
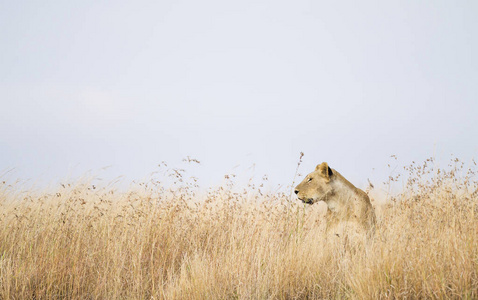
[294,189,299,195]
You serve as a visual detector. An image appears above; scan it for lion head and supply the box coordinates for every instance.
[294,162,335,204]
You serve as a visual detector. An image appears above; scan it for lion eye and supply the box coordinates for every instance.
[307,177,312,182]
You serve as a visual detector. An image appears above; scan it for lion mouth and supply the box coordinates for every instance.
[300,198,314,205]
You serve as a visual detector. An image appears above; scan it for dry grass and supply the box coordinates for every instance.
[1,158,477,299]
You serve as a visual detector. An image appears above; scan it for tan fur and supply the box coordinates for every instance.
[295,162,376,234]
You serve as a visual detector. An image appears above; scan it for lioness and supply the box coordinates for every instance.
[295,162,375,234]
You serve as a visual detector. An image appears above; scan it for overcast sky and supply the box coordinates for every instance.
[1,0,477,190]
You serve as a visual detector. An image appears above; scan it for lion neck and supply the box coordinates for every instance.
[323,170,359,213]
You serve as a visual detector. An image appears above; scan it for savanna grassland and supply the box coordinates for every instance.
[1,158,477,299]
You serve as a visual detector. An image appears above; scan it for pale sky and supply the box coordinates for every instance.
[1,0,477,189]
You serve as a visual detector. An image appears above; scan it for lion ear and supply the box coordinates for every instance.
[316,162,333,179]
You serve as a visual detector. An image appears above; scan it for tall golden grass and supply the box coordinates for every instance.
[0,158,477,299]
